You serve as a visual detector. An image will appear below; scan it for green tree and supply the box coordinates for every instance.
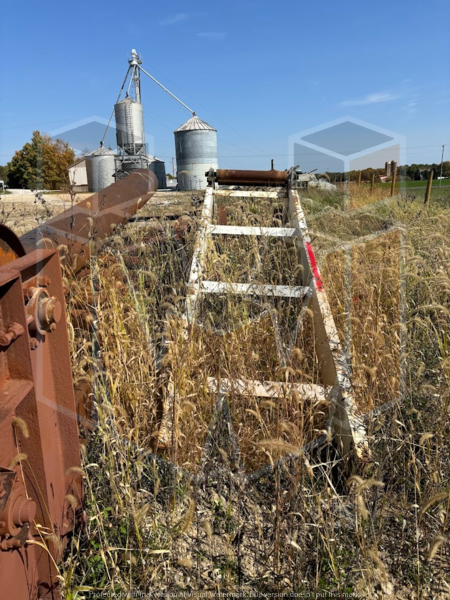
[441,161,450,178]
[0,165,8,180]
[7,131,74,190]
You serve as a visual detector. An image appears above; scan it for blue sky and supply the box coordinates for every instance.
[1,0,449,170]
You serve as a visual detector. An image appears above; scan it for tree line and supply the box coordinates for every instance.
[327,161,450,183]
[0,131,74,190]
[1,131,448,189]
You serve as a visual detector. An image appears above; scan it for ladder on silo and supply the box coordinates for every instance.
[157,179,369,464]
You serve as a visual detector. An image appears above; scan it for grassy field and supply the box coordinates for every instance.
[316,181,450,210]
[341,180,449,189]
[385,180,449,188]
[2,185,449,597]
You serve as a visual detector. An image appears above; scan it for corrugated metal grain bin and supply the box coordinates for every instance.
[148,156,167,189]
[86,146,116,192]
[174,114,217,191]
[115,97,145,155]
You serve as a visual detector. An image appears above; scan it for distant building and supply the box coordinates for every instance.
[385,160,397,177]
[166,177,177,189]
[68,157,89,192]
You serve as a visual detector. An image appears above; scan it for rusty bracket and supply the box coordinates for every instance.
[25,286,62,337]
[0,323,25,347]
[0,468,36,551]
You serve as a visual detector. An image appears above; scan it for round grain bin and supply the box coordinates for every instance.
[174,114,217,191]
[85,146,116,192]
[148,156,167,189]
[114,97,145,155]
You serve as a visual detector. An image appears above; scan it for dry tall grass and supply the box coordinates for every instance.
[53,187,450,597]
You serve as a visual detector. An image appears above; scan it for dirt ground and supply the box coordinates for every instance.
[0,190,197,237]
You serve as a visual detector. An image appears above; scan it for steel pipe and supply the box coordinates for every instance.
[212,169,289,187]
[20,169,158,274]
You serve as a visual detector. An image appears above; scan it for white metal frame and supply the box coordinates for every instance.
[158,184,369,464]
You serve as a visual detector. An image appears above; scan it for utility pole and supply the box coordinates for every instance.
[439,144,445,188]
[172,157,175,177]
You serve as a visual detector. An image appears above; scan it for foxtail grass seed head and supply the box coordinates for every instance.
[8,453,27,469]
[180,499,195,534]
[64,494,79,510]
[12,417,29,439]
[427,535,448,561]
[66,466,84,478]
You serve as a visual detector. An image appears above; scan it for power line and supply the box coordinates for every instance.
[140,59,268,157]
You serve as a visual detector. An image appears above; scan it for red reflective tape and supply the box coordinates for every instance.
[305,241,323,291]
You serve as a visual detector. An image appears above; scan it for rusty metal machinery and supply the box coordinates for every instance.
[208,168,290,187]
[205,167,316,189]
[20,169,158,274]
[0,228,82,599]
[0,170,158,599]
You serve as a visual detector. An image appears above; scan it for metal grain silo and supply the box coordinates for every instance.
[85,146,116,192]
[115,97,145,154]
[148,156,167,189]
[174,114,217,191]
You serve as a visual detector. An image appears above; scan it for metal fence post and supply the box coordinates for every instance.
[424,170,433,205]
[390,169,397,197]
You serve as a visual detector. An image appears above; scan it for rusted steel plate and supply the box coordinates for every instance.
[0,228,82,599]
[0,225,26,266]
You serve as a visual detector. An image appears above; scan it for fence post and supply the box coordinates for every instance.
[357,170,362,186]
[424,170,433,206]
[371,172,375,193]
[390,170,397,197]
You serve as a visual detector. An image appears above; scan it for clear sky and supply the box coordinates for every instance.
[1,0,449,171]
